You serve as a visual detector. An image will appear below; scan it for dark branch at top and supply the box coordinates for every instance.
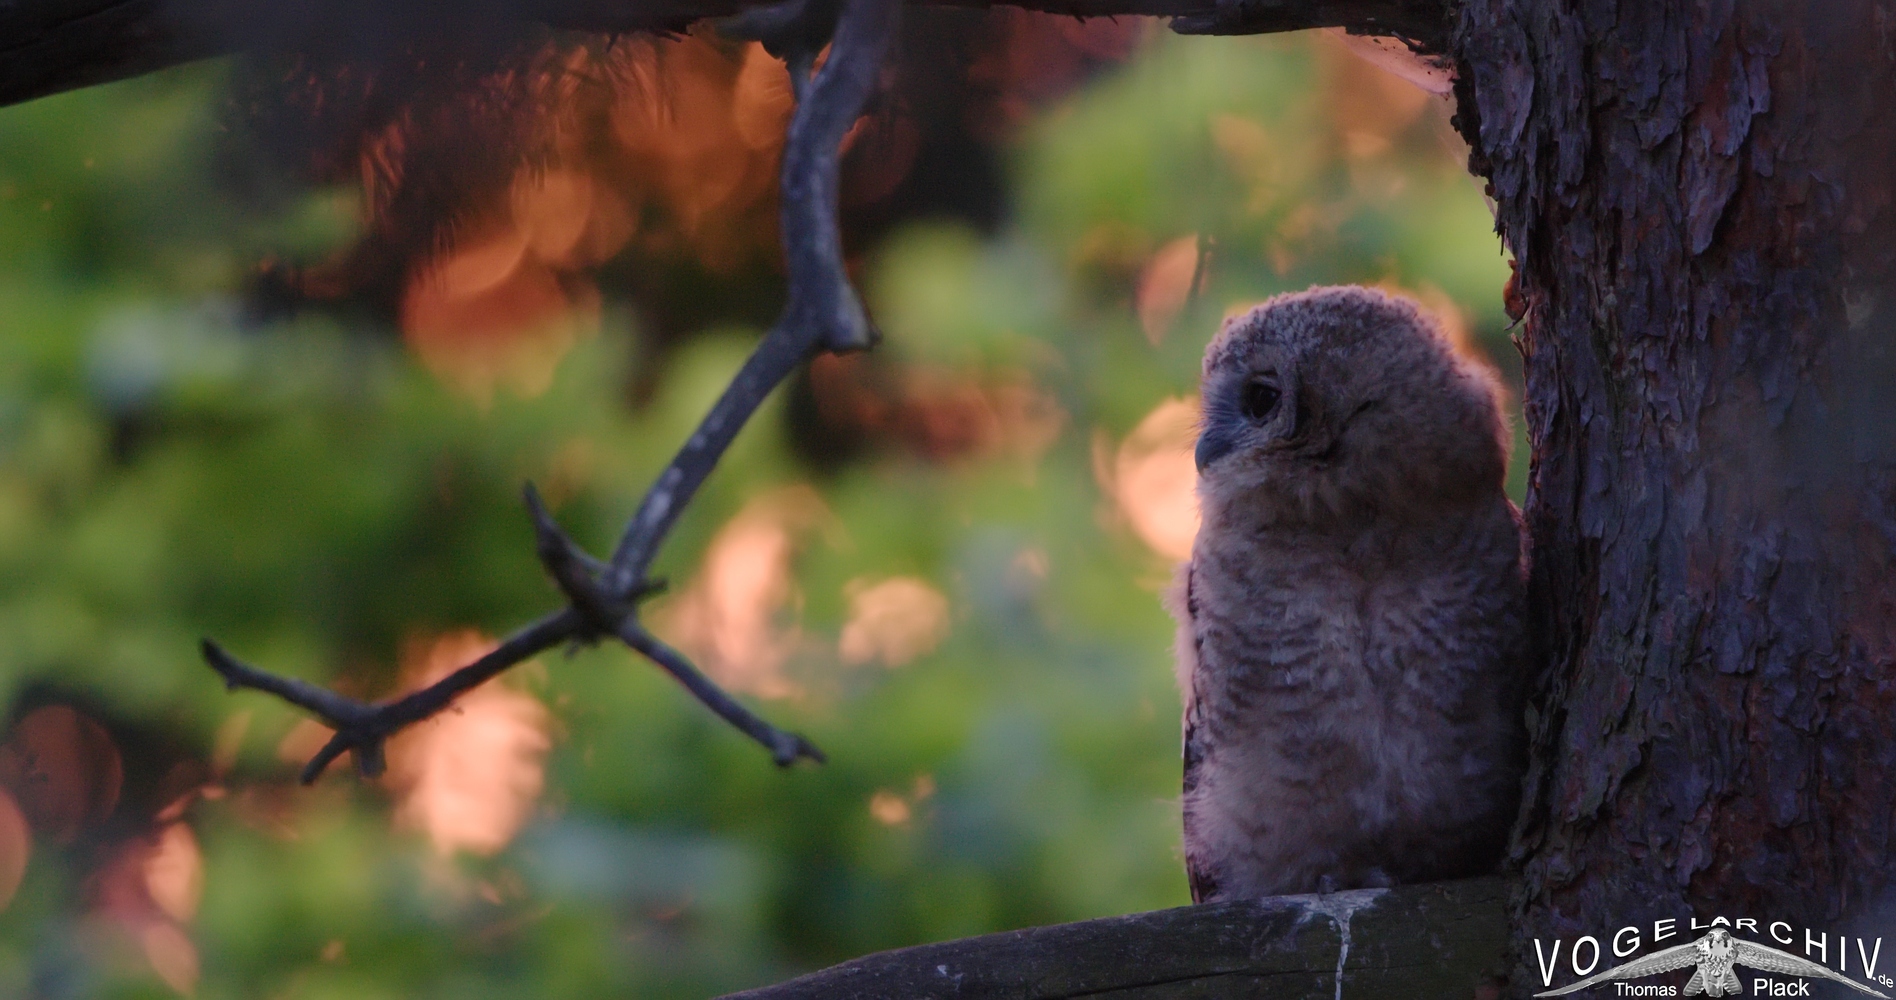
[1162,0,1445,44]
[0,0,1448,110]
[607,0,884,585]
[200,0,897,782]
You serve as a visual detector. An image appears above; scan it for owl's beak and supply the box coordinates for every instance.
[1195,427,1235,472]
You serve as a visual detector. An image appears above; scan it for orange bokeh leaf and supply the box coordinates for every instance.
[0,705,123,843]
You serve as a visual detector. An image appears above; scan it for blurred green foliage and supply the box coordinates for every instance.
[0,29,1514,998]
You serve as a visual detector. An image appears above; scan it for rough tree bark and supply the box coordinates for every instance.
[1451,0,1896,993]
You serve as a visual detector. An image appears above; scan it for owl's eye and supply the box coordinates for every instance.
[1240,381,1281,422]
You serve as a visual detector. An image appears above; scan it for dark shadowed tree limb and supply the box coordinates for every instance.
[0,0,1448,109]
[717,876,1509,1000]
[201,0,896,782]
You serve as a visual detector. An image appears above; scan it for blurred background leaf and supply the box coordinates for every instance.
[0,22,1513,998]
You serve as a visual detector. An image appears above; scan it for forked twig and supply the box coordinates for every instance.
[203,0,898,782]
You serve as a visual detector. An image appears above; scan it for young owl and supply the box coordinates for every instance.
[1166,286,1529,902]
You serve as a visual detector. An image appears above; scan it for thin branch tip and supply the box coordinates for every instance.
[777,735,827,767]
[201,639,239,690]
[300,734,353,785]
[623,625,830,765]
[354,740,388,779]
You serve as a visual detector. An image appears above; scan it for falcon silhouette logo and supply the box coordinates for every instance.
[1536,929,1891,997]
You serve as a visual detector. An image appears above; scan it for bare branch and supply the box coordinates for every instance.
[301,733,360,784]
[529,481,825,765]
[524,481,630,631]
[199,0,898,782]
[0,0,1447,110]
[203,638,378,730]
[205,610,582,779]
[622,625,827,766]
[605,0,892,586]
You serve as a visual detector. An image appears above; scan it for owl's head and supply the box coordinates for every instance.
[1194,286,1508,527]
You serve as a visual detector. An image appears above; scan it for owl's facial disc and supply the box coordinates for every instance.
[1196,366,1296,472]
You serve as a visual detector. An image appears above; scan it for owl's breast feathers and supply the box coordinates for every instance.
[1170,501,1526,899]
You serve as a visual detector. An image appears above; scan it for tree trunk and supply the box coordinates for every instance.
[1452,0,1896,992]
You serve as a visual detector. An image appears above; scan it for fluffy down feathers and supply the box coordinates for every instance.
[1171,285,1529,901]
